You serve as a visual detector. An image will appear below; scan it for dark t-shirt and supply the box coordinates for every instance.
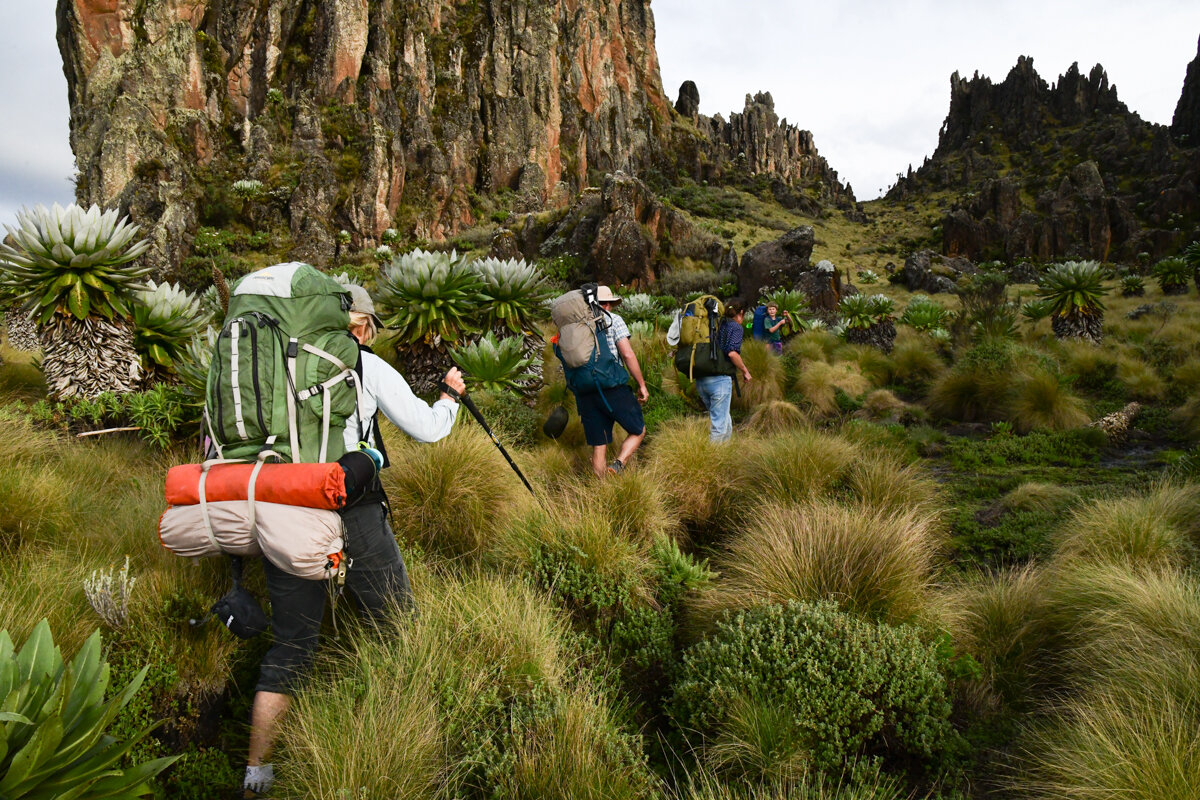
[717,318,744,355]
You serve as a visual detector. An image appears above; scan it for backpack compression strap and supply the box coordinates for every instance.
[294,342,362,463]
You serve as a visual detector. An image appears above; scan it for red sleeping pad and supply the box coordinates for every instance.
[165,462,348,509]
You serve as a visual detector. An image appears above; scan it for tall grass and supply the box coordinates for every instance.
[738,429,861,511]
[644,417,750,537]
[733,339,786,411]
[743,401,809,435]
[1007,369,1090,433]
[1000,482,1077,514]
[677,768,906,800]
[791,361,872,417]
[1116,355,1166,400]
[926,367,1009,422]
[382,425,532,560]
[843,451,940,516]
[1051,482,1200,570]
[887,332,946,388]
[941,565,1050,709]
[687,501,945,633]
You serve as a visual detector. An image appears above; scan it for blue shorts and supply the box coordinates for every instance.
[575,385,645,446]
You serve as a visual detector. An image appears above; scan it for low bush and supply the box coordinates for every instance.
[670,601,962,781]
[687,501,944,632]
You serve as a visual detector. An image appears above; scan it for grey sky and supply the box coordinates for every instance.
[0,3,1197,224]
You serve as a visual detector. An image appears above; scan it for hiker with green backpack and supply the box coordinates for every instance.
[200,263,465,797]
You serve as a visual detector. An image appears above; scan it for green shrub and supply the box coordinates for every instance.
[0,620,178,799]
[670,601,962,780]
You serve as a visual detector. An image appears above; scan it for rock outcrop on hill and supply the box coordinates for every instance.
[1173,36,1200,146]
[56,0,851,277]
[890,56,1199,263]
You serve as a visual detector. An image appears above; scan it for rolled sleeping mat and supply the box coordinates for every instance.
[165,461,349,509]
[158,501,344,580]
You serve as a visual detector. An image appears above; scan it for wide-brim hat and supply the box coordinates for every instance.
[345,283,384,328]
[595,285,621,304]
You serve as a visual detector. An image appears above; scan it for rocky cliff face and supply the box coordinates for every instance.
[889,56,1198,262]
[56,0,851,277]
[1173,36,1200,145]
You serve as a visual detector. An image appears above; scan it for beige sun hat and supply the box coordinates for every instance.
[345,283,383,328]
[595,285,622,304]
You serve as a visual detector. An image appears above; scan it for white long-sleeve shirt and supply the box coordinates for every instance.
[342,350,458,450]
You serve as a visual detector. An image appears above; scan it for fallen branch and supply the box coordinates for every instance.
[76,426,142,438]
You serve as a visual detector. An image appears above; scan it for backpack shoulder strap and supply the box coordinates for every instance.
[353,343,390,469]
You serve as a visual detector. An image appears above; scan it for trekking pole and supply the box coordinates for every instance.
[439,380,538,499]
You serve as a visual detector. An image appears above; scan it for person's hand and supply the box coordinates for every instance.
[637,383,649,404]
[742,369,753,382]
[441,367,466,399]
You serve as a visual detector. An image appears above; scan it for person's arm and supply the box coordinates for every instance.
[362,352,461,443]
[723,322,752,381]
[616,337,649,403]
[767,318,787,333]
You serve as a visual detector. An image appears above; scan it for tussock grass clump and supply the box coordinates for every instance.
[792,361,872,416]
[644,417,749,536]
[688,501,945,631]
[786,330,839,364]
[678,769,907,800]
[1058,339,1118,389]
[383,425,530,560]
[843,452,940,516]
[1171,357,1200,397]
[1052,483,1200,570]
[545,467,681,547]
[1173,397,1200,441]
[853,389,911,423]
[733,339,786,411]
[1007,369,1090,433]
[941,566,1049,709]
[1116,355,1166,400]
[743,400,809,435]
[834,343,893,386]
[738,430,862,512]
[926,367,1010,422]
[1000,482,1077,514]
[887,333,946,388]
[1011,685,1200,800]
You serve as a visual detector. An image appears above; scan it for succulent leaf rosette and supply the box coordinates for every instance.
[131,280,207,368]
[375,249,485,345]
[449,331,536,393]
[473,256,553,334]
[1037,260,1109,316]
[0,203,152,324]
[618,293,662,324]
[899,295,954,332]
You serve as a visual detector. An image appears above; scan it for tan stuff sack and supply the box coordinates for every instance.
[159,501,344,580]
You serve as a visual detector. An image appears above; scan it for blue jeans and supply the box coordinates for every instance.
[696,375,733,442]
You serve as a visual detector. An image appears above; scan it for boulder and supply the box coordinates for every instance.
[675,81,700,121]
[895,250,973,294]
[738,226,815,301]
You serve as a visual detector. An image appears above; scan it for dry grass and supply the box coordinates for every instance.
[383,424,532,561]
[738,429,862,512]
[733,339,786,411]
[843,451,940,516]
[792,361,872,416]
[687,500,946,634]
[743,400,809,435]
[853,389,912,423]
[1000,482,1078,514]
[1052,483,1200,570]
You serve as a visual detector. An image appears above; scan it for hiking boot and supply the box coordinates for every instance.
[606,459,624,475]
[244,764,275,797]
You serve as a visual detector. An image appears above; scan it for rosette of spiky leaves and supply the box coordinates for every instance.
[837,294,877,330]
[1120,274,1145,297]
[1152,256,1191,295]
[0,203,152,324]
[857,269,880,284]
[1185,242,1200,289]
[1038,261,1109,316]
[449,331,537,394]
[173,326,218,403]
[1020,298,1054,323]
[230,179,264,199]
[1039,260,1109,344]
[762,289,811,334]
[376,249,485,345]
[619,293,662,324]
[900,295,953,332]
[472,256,553,335]
[131,280,206,370]
[867,294,896,321]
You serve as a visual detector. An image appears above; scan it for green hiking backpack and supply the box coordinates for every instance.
[204,262,361,464]
[674,294,736,380]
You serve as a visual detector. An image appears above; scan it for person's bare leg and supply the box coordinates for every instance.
[592,445,608,477]
[248,691,290,765]
[614,430,645,467]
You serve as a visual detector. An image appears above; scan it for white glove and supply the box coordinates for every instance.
[244,764,275,795]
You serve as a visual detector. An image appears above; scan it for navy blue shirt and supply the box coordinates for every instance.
[717,318,744,356]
